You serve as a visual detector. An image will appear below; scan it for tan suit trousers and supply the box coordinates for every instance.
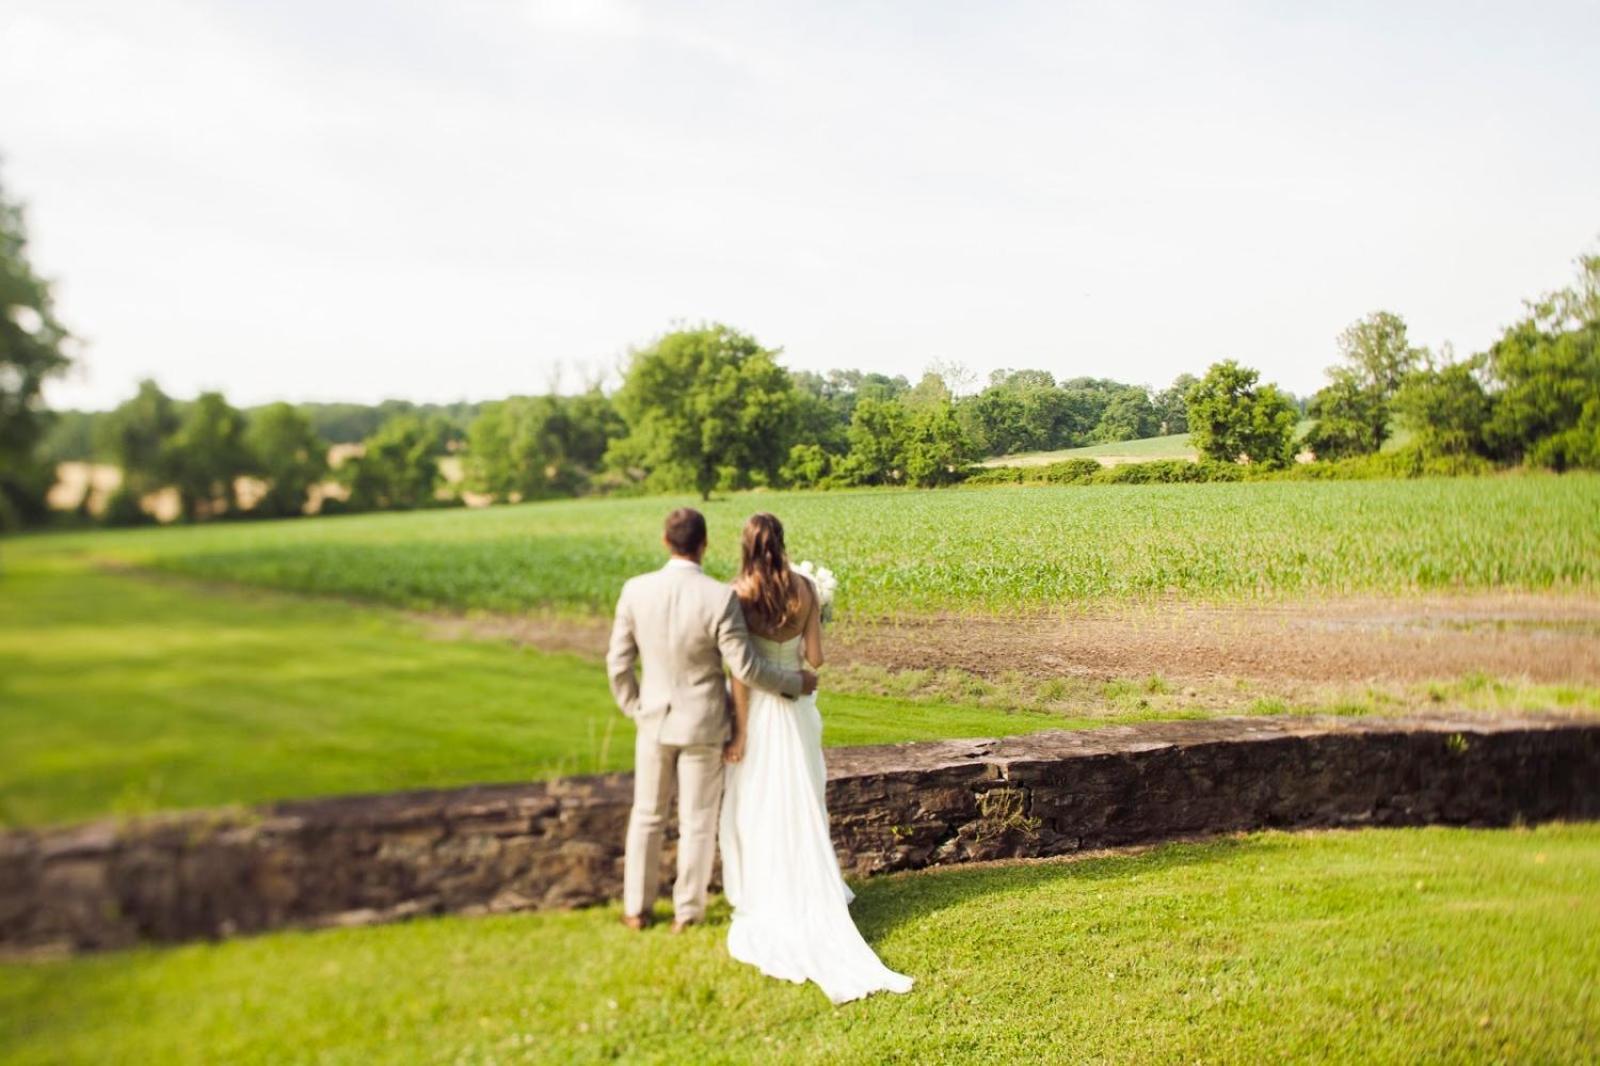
[622,712,723,921]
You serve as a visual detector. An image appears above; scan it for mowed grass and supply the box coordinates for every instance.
[10,476,1600,618]
[3,825,1596,1064]
[0,558,1071,827]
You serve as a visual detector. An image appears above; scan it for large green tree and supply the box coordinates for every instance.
[247,402,328,517]
[561,390,625,471]
[961,370,1071,456]
[340,415,447,511]
[606,325,795,500]
[1305,311,1424,459]
[464,392,621,502]
[1056,377,1137,447]
[0,177,73,529]
[1091,387,1158,443]
[1337,311,1424,399]
[467,397,570,501]
[1481,251,1600,470]
[788,370,912,461]
[167,391,254,520]
[959,386,1027,457]
[903,371,953,412]
[95,379,180,496]
[900,400,973,486]
[1392,356,1495,458]
[780,442,834,488]
[838,396,910,485]
[1186,360,1298,468]
[1153,374,1197,436]
[1303,368,1388,459]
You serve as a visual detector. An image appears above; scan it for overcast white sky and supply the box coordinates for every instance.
[3,0,1597,410]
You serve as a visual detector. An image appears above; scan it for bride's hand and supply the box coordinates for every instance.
[723,733,746,764]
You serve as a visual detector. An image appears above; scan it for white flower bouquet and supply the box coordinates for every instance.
[793,560,837,624]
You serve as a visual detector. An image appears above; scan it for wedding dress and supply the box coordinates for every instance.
[718,633,914,1004]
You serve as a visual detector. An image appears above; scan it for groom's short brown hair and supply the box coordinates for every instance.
[664,507,707,555]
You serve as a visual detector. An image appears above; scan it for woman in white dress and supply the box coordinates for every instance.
[718,513,914,1004]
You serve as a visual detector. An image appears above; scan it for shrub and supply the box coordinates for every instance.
[1033,458,1102,484]
[1186,360,1299,467]
[960,448,1503,489]
[1096,460,1184,484]
[961,466,1023,486]
[1094,459,1243,484]
[1286,447,1496,481]
[1527,421,1600,472]
[781,443,834,488]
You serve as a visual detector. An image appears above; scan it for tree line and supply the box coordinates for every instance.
[20,325,1219,522]
[77,380,470,524]
[42,398,483,463]
[3,164,1596,529]
[1159,244,1597,477]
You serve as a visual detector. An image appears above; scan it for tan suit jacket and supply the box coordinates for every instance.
[607,559,803,746]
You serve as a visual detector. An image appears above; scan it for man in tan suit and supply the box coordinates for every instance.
[607,507,817,931]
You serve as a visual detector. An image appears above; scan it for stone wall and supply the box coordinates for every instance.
[3,715,1596,955]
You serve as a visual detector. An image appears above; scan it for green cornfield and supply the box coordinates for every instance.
[11,475,1599,617]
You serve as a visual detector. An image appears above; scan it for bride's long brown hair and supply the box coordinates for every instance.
[734,513,804,632]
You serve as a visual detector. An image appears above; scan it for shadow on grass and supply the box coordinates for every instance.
[845,833,1280,945]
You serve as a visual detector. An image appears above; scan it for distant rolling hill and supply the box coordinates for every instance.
[984,419,1339,468]
[982,433,1196,468]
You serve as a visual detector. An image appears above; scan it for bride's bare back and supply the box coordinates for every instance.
[745,573,824,670]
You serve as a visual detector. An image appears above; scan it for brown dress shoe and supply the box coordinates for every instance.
[670,918,700,934]
[621,913,652,931]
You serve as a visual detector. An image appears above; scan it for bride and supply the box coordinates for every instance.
[718,512,914,1004]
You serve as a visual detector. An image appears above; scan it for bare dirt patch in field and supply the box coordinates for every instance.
[832,594,1600,684]
[420,611,614,659]
[426,593,1600,685]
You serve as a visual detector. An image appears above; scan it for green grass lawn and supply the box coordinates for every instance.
[3,825,1595,1064]
[0,557,1073,827]
[9,475,1599,617]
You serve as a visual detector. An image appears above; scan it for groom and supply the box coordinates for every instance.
[606,507,817,932]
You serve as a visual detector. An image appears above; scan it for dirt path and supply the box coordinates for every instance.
[424,592,1600,685]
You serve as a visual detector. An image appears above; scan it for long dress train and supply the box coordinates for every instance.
[719,634,914,1004]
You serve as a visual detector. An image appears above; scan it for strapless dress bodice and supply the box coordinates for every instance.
[751,633,804,671]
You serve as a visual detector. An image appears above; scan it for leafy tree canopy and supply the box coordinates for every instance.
[0,175,73,528]
[900,399,973,486]
[247,403,329,517]
[465,391,621,502]
[1482,251,1600,469]
[837,396,910,486]
[94,379,180,495]
[167,391,253,520]
[1393,355,1495,459]
[607,325,795,500]
[1305,311,1424,459]
[1304,368,1388,460]
[1186,360,1298,468]
[1153,374,1197,436]
[340,414,448,511]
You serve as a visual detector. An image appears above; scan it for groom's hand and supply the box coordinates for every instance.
[800,669,819,695]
